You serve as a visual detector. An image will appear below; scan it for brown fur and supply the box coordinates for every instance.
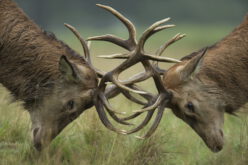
[0,0,98,150]
[0,0,93,108]
[163,14,248,152]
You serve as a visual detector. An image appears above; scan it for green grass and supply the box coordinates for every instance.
[1,25,248,165]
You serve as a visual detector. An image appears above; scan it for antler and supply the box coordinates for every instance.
[64,23,105,78]
[65,4,185,138]
[64,23,152,133]
[86,4,185,138]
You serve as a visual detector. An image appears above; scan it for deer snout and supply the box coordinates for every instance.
[32,127,42,151]
[204,129,224,153]
[32,127,55,151]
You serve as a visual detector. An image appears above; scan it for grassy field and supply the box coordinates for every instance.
[1,25,248,165]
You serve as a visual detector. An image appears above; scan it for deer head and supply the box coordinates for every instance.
[30,43,98,151]
[163,49,225,152]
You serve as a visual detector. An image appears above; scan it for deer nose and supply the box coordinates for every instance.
[213,144,223,152]
[32,127,42,151]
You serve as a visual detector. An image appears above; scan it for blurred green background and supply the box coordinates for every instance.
[15,0,248,29]
[0,0,248,165]
[14,0,248,69]
[13,0,248,59]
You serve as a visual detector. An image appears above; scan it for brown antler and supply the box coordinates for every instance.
[87,4,185,138]
[64,23,152,132]
[65,4,185,138]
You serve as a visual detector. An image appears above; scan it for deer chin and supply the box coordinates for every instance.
[198,129,224,153]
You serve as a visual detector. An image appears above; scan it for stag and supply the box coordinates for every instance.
[0,0,101,150]
[87,5,248,153]
[0,0,181,150]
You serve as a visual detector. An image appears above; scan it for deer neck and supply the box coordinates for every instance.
[200,14,248,113]
[217,14,248,52]
[0,0,70,108]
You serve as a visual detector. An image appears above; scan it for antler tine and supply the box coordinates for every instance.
[99,92,126,115]
[94,95,128,134]
[89,4,181,137]
[143,54,181,63]
[64,23,91,64]
[135,102,166,139]
[156,33,186,57]
[98,53,130,59]
[111,75,148,94]
[124,110,155,134]
[132,94,165,113]
[106,111,133,126]
[98,52,181,63]
[121,90,147,105]
[152,33,185,67]
[94,81,158,133]
[120,91,164,134]
[64,23,105,78]
[94,99,126,135]
[118,87,157,134]
[88,4,137,51]
[137,18,171,51]
[119,85,155,121]
[88,34,130,50]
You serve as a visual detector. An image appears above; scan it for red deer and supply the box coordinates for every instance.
[88,5,248,152]
[0,1,176,150]
[0,0,102,151]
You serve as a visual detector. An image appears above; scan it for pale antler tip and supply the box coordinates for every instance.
[134,135,145,140]
[132,110,145,113]
[162,17,171,22]
[181,34,186,37]
[97,55,111,58]
[120,111,127,115]
[96,4,109,9]
[120,130,128,135]
[64,23,70,27]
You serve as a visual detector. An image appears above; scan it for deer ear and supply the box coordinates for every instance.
[180,48,208,80]
[59,55,79,82]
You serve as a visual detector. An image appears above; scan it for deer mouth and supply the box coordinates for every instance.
[32,127,58,151]
[200,129,224,153]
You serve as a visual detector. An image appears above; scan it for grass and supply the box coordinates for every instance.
[1,25,248,165]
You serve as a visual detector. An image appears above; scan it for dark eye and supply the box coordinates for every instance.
[186,102,195,113]
[67,100,74,110]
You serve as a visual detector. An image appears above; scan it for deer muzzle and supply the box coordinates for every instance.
[32,126,56,151]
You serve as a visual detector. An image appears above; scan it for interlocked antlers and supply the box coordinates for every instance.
[65,4,185,138]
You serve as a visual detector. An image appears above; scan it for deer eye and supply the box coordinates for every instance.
[186,102,195,113]
[66,100,75,110]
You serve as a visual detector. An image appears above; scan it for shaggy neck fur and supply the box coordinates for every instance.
[0,0,87,109]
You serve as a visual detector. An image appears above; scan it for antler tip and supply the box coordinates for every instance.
[181,34,186,37]
[162,17,171,23]
[87,35,105,41]
[132,110,145,113]
[96,4,109,9]
[64,23,71,27]
[120,130,128,135]
[134,135,145,140]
